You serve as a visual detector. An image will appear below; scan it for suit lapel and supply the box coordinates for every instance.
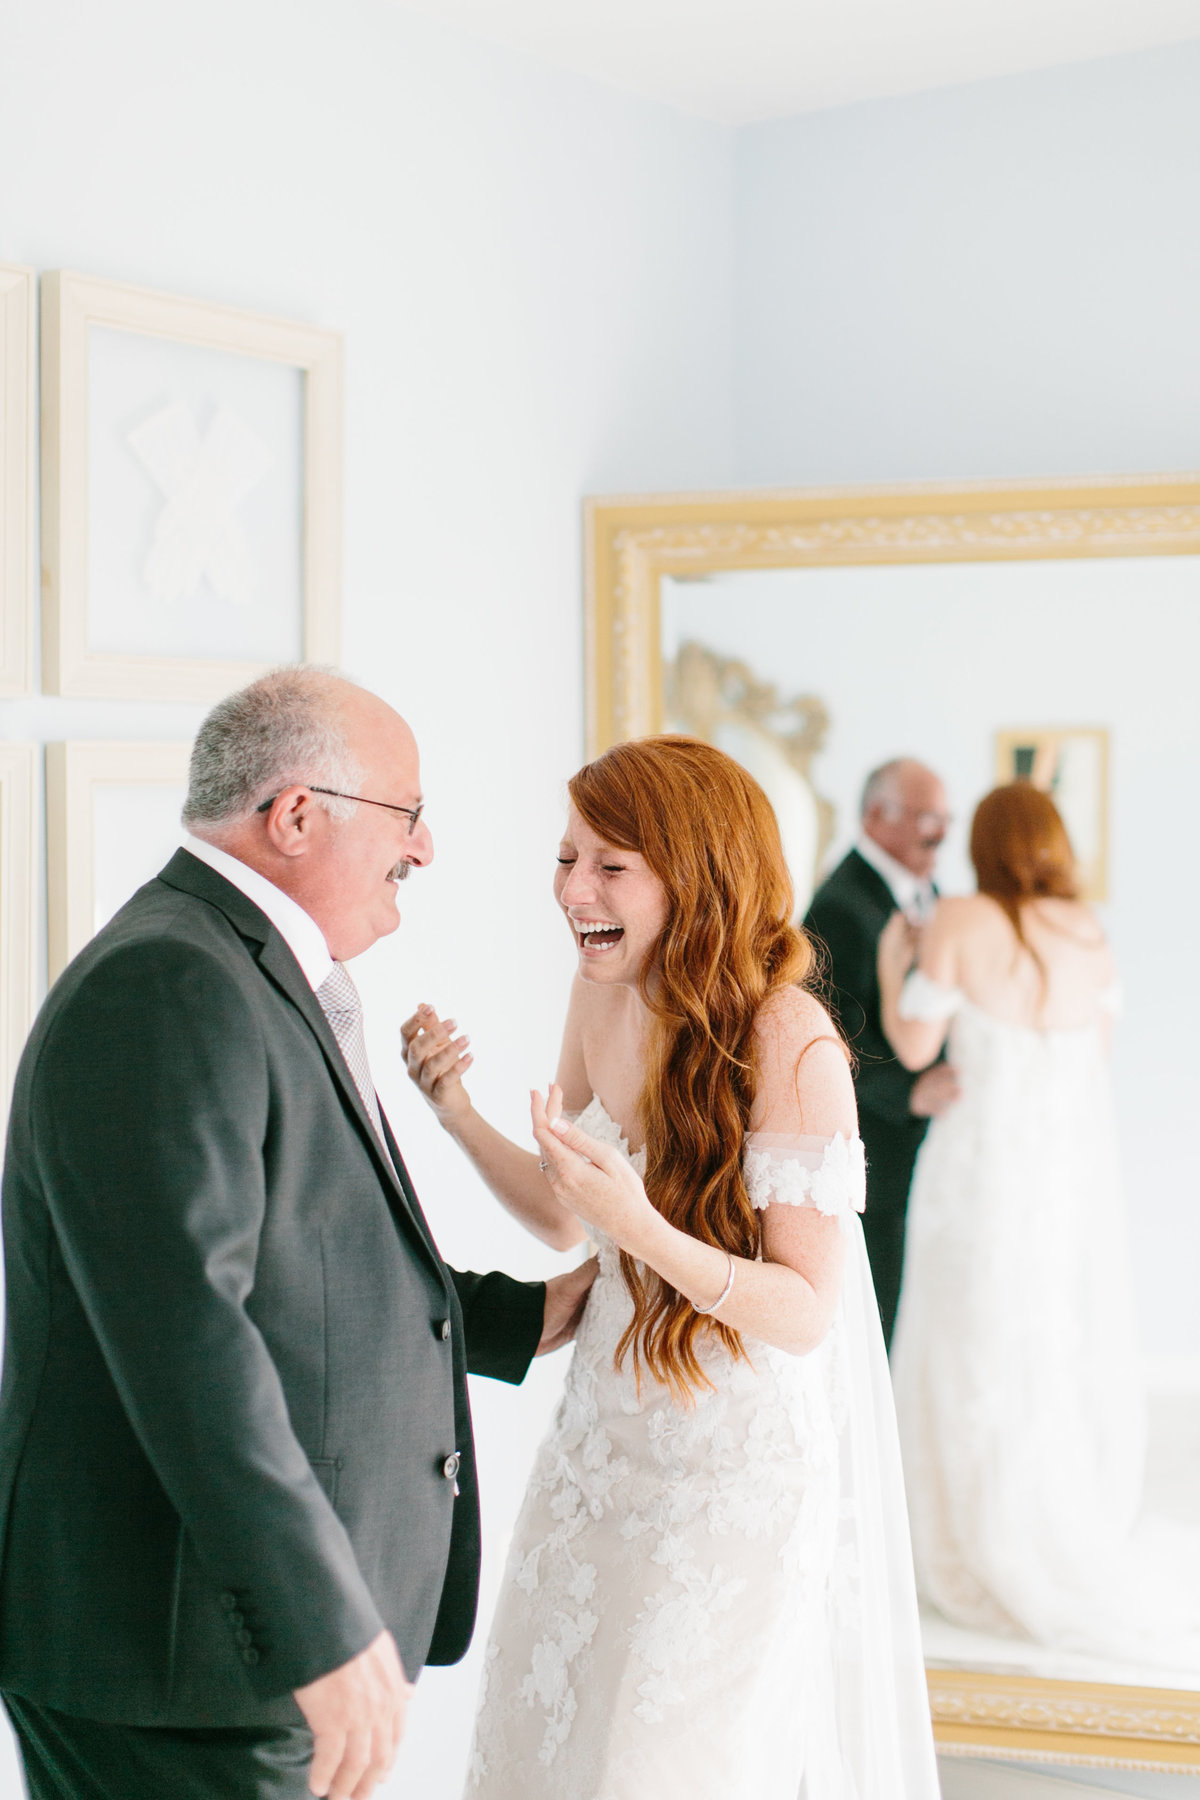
[846,848,900,921]
[157,851,445,1280]
[378,1107,443,1264]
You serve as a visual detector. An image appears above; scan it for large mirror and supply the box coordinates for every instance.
[586,474,1200,1770]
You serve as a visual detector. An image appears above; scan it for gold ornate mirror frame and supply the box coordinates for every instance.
[584,471,1200,1771]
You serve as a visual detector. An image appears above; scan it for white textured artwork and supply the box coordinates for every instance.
[127,401,273,610]
[87,326,303,664]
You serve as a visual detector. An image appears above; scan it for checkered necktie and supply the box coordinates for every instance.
[317,963,396,1175]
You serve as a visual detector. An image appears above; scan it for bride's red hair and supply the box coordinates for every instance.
[568,735,816,1401]
[970,782,1079,974]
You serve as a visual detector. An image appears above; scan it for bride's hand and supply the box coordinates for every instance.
[400,1004,474,1128]
[877,910,919,991]
[531,1084,658,1258]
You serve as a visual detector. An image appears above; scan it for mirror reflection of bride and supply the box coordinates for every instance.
[878,783,1200,1669]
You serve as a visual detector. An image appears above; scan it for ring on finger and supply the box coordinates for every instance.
[538,1158,551,1174]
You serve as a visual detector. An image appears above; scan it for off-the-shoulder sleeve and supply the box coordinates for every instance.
[897,968,963,1022]
[743,1132,866,1220]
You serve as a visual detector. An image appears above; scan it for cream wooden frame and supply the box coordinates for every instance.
[585,470,1200,1770]
[46,741,191,983]
[0,743,37,1122]
[0,265,35,696]
[41,272,342,701]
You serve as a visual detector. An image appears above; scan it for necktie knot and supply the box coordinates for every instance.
[318,962,362,1023]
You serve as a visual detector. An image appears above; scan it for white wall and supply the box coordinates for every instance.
[0,0,733,1791]
[733,39,1200,486]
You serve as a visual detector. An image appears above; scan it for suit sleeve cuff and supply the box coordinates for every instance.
[449,1269,545,1384]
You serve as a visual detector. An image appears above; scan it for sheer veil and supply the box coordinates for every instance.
[810,1213,941,1796]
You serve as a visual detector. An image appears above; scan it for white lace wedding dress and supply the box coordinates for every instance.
[891,973,1200,1665]
[466,1097,940,1799]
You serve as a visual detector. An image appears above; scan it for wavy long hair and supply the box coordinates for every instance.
[969,781,1079,976]
[568,735,816,1402]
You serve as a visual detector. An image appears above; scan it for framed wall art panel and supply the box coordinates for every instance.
[0,264,35,696]
[0,743,37,1122]
[46,741,191,982]
[42,272,342,702]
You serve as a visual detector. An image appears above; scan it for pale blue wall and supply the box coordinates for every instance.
[733,40,1200,485]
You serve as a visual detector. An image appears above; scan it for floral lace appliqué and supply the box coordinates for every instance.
[743,1132,866,1218]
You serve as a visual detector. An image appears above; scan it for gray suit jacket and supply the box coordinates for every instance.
[0,850,544,1726]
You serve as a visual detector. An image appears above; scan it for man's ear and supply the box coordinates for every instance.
[262,788,319,857]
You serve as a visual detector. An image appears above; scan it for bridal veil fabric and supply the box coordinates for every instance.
[466,1097,940,1799]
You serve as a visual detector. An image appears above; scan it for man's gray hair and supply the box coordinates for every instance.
[183,666,365,831]
[860,759,910,820]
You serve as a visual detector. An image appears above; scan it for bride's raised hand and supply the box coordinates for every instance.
[532,1084,658,1258]
[400,1004,474,1128]
[877,909,919,991]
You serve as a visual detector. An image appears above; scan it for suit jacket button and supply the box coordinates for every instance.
[439,1318,451,1341]
[442,1451,461,1480]
[242,1646,260,1666]
[229,1611,245,1630]
[235,1627,253,1647]
[219,1591,238,1611]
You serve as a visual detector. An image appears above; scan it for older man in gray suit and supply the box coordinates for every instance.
[0,668,593,1800]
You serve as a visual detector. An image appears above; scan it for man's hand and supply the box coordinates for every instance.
[909,1063,961,1119]
[536,1255,599,1356]
[294,1630,413,1800]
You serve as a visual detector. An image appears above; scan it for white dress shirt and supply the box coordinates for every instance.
[183,834,333,992]
[855,832,935,920]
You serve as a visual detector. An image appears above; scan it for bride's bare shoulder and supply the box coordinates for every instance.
[753,987,855,1133]
[935,893,998,932]
[754,983,838,1053]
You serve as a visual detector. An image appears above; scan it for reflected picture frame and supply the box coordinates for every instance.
[0,743,37,1124]
[0,264,35,696]
[584,470,1200,1771]
[46,741,192,983]
[995,726,1110,903]
[41,272,342,702]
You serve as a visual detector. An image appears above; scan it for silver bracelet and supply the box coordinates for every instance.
[693,1250,736,1316]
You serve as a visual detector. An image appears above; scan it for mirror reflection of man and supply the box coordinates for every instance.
[803,759,960,1348]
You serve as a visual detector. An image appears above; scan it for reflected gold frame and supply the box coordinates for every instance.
[584,470,1200,1769]
[994,726,1110,903]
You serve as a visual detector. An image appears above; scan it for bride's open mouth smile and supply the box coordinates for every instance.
[573,918,625,956]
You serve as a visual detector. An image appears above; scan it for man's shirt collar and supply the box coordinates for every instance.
[183,835,334,992]
[855,832,932,917]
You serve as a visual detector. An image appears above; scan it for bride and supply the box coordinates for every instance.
[403,736,939,1799]
[879,780,1196,1665]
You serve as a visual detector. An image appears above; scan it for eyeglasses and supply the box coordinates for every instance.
[256,786,425,836]
[881,803,953,833]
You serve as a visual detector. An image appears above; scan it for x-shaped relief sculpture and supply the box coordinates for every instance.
[127,400,275,609]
